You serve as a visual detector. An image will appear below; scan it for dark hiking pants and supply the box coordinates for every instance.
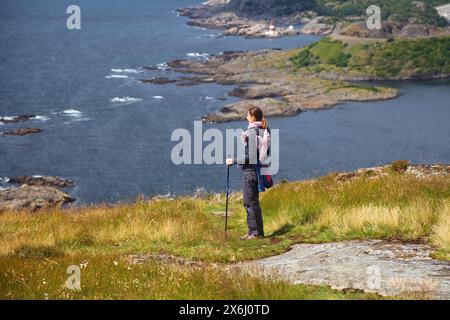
[242,166,264,237]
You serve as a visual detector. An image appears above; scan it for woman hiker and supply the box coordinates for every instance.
[227,106,270,240]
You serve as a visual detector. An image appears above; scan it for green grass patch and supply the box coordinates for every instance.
[289,36,450,79]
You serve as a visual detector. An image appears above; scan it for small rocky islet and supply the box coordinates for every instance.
[0,115,43,137]
[0,127,42,136]
[0,176,76,211]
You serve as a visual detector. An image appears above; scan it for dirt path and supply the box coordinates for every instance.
[244,240,450,299]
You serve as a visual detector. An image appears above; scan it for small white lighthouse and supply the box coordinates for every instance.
[269,20,276,31]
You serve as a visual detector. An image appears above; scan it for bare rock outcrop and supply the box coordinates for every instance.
[334,163,450,182]
[0,115,36,124]
[300,17,334,35]
[202,98,304,123]
[339,21,449,39]
[0,185,76,212]
[179,6,301,38]
[8,176,75,188]
[0,127,42,136]
[244,240,450,299]
[139,77,177,85]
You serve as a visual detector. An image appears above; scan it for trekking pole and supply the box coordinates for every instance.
[225,163,231,240]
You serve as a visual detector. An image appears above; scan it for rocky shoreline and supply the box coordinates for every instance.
[177,1,449,39]
[8,175,75,188]
[177,2,333,38]
[2,162,447,213]
[334,162,450,182]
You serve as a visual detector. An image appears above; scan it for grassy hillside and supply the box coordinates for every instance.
[0,162,449,299]
[289,36,450,79]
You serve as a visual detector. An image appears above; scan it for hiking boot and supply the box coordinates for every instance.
[243,234,264,240]
[240,234,251,240]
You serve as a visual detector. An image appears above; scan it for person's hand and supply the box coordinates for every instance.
[226,158,234,166]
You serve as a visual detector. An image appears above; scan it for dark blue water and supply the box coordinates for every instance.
[1,1,449,204]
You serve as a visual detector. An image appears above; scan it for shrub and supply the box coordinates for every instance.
[391,160,410,173]
[329,52,351,67]
[290,49,315,68]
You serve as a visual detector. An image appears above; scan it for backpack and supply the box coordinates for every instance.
[256,127,274,192]
[257,164,274,192]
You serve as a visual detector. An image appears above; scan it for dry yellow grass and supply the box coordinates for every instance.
[1,169,449,263]
[0,198,222,257]
[314,199,439,239]
[431,200,450,252]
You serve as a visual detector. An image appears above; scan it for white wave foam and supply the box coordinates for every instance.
[201,96,214,100]
[152,96,164,99]
[0,177,10,183]
[61,109,83,117]
[32,115,49,121]
[0,116,16,121]
[157,63,169,71]
[111,96,143,105]
[111,68,139,74]
[105,75,129,79]
[53,109,89,123]
[1,115,49,122]
[186,52,209,58]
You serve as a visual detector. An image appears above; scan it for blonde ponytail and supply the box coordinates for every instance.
[261,117,268,129]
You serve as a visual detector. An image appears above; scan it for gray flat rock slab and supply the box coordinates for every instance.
[244,240,450,299]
